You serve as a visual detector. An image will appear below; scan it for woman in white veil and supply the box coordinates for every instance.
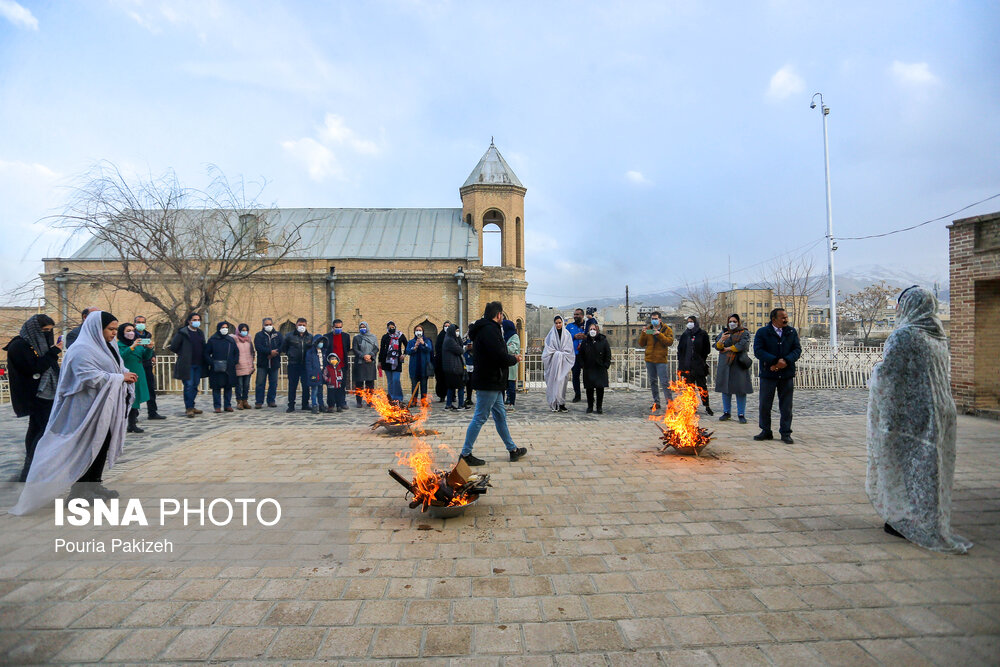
[866,286,972,554]
[11,310,137,515]
[542,315,575,412]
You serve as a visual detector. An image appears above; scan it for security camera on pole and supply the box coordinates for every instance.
[810,92,837,351]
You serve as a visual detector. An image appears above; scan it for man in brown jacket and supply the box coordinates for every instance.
[638,311,674,411]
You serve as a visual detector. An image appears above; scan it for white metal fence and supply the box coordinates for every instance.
[0,342,883,405]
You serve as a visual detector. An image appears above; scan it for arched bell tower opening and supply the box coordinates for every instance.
[482,209,504,267]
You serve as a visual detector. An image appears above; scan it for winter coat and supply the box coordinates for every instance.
[405,336,434,380]
[753,324,802,380]
[305,334,327,387]
[254,329,283,369]
[233,334,255,376]
[323,331,352,387]
[442,331,467,388]
[65,325,83,349]
[468,318,517,391]
[578,333,612,388]
[282,330,313,366]
[2,335,61,417]
[169,326,206,381]
[677,326,710,380]
[379,332,408,372]
[638,323,674,364]
[204,331,238,389]
[118,340,153,407]
[506,333,521,382]
[323,354,344,388]
[135,328,155,368]
[352,332,379,383]
[713,329,753,395]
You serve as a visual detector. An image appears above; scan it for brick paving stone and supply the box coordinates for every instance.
[423,624,473,656]
[474,623,524,654]
[160,626,228,661]
[51,628,129,662]
[211,626,277,660]
[317,625,375,658]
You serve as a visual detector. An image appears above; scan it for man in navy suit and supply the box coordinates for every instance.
[753,308,802,444]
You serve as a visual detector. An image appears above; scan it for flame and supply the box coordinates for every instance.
[356,387,431,429]
[648,374,713,453]
[396,440,476,508]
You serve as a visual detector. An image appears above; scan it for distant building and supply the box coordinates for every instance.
[715,288,808,332]
[948,211,1000,415]
[525,303,562,352]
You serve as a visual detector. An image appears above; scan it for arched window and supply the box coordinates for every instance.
[279,320,296,337]
[515,216,522,268]
[482,209,504,267]
[416,319,438,348]
[466,213,472,225]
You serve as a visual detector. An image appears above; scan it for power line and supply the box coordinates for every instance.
[838,193,1000,241]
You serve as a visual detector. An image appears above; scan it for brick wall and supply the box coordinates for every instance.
[949,211,1000,414]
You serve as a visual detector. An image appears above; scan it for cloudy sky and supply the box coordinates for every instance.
[1,0,998,306]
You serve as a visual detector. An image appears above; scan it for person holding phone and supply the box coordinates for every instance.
[133,315,165,420]
[117,322,154,433]
[638,311,674,411]
[405,325,435,401]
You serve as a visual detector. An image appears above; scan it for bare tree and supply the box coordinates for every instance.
[839,281,898,346]
[49,162,315,332]
[756,254,822,331]
[673,282,724,331]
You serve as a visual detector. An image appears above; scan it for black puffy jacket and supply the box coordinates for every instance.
[468,318,516,391]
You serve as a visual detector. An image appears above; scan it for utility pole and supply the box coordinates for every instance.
[811,92,837,351]
[625,285,630,341]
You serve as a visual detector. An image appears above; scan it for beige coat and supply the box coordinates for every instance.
[638,323,674,363]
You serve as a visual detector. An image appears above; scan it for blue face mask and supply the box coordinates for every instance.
[359,327,367,334]
[190,321,201,328]
[334,327,342,334]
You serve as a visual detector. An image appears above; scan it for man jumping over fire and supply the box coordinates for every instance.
[459,301,527,466]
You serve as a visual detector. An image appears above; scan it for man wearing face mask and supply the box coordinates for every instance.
[565,308,588,403]
[133,315,165,420]
[677,315,713,415]
[638,311,674,411]
[254,317,283,408]
[378,321,408,404]
[352,321,378,407]
[281,317,313,412]
[4,314,62,481]
[169,313,207,417]
[323,318,351,412]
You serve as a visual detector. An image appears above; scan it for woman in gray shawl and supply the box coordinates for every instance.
[866,286,972,554]
[352,321,378,407]
[11,311,137,514]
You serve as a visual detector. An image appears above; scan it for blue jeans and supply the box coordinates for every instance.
[183,365,202,409]
[461,389,517,456]
[310,385,325,408]
[446,387,465,408]
[287,364,308,409]
[386,371,403,403]
[235,374,251,402]
[411,376,428,400]
[645,362,672,404]
[212,387,233,409]
[255,366,278,405]
[721,393,747,416]
[506,380,517,405]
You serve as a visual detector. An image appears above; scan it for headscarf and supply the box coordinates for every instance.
[542,321,576,410]
[502,319,517,342]
[238,323,250,334]
[19,314,59,401]
[447,323,459,337]
[897,286,946,340]
[116,322,135,344]
[214,321,231,336]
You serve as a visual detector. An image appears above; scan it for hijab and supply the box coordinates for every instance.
[19,314,58,400]
[896,286,946,340]
[502,319,517,342]
[116,322,135,344]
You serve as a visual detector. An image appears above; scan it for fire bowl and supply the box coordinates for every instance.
[427,495,479,519]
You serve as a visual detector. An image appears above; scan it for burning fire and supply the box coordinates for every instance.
[394,441,484,509]
[648,374,713,455]
[356,387,431,431]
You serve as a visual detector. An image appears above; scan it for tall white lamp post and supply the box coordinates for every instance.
[811,92,837,350]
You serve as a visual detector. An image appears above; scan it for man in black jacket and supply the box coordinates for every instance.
[753,308,802,444]
[3,314,61,481]
[254,317,283,408]
[282,317,312,412]
[459,301,527,466]
[433,321,450,403]
[169,313,207,417]
[64,307,95,349]
[676,315,714,415]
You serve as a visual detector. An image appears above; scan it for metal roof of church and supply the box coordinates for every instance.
[462,143,524,188]
[70,207,478,261]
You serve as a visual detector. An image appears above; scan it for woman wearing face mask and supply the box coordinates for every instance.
[204,321,239,413]
[232,323,256,410]
[12,311,138,513]
[306,333,329,414]
[352,321,378,407]
[578,322,612,414]
[117,322,154,433]
[378,322,407,404]
[442,324,467,410]
[714,314,752,423]
[405,325,435,402]
[543,316,575,412]
[502,319,520,410]
[676,315,713,415]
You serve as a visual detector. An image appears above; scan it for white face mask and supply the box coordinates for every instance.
[728,322,738,330]
[264,325,273,333]
[686,322,695,330]
[297,325,306,333]
[219,327,229,336]
[135,323,146,332]
[415,331,423,338]
[588,330,597,337]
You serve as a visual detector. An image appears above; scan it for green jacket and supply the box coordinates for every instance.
[506,333,521,381]
[118,340,153,407]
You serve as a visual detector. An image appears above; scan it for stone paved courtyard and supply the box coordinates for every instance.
[0,388,998,665]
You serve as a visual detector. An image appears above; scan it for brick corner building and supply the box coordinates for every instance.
[948,210,1000,415]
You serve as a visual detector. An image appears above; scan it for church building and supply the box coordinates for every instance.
[40,143,529,356]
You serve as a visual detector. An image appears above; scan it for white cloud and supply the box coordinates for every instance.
[0,0,38,30]
[766,64,804,100]
[282,114,381,182]
[625,170,648,184]
[890,60,940,86]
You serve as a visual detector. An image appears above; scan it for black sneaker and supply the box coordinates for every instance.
[509,447,527,462]
[147,413,167,420]
[571,395,581,403]
[884,523,905,538]
[595,408,603,414]
[93,484,119,499]
[719,413,731,421]
[286,406,295,413]
[558,405,568,413]
[464,403,472,410]
[780,435,795,444]
[705,406,714,416]
[461,454,486,467]
[311,406,320,414]
[753,431,773,441]
[586,407,593,414]
[651,403,661,411]
[738,415,747,424]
